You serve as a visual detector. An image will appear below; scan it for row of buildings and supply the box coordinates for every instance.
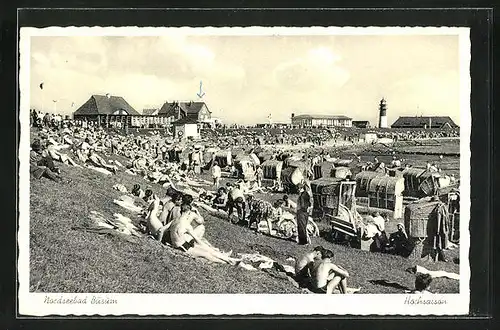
[290,114,458,129]
[73,95,216,138]
[71,94,458,139]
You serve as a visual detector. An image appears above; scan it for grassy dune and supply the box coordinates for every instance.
[28,153,460,294]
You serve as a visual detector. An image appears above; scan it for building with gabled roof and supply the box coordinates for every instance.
[391,116,458,129]
[158,101,211,123]
[74,94,139,117]
[73,94,140,127]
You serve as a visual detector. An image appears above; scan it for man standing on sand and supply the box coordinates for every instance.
[296,180,313,245]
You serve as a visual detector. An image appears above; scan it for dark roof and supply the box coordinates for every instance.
[352,120,370,123]
[158,101,210,118]
[292,114,352,120]
[142,108,158,115]
[173,117,199,125]
[391,116,458,128]
[73,95,139,116]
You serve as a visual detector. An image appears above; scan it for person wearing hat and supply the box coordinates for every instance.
[370,213,389,253]
[371,212,385,232]
[386,223,412,257]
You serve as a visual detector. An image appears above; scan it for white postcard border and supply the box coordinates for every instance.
[18,26,471,316]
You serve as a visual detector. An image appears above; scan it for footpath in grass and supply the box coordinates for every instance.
[28,156,460,294]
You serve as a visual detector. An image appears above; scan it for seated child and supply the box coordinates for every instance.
[310,250,349,294]
[294,246,325,287]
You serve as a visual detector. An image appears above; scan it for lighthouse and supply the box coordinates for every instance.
[378,98,388,128]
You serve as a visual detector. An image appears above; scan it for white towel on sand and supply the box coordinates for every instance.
[416,265,460,280]
[87,165,112,175]
[113,199,142,213]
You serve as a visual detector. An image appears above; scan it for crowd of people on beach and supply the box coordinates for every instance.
[28,114,460,294]
[376,129,459,141]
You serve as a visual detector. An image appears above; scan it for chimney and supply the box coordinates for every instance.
[291,113,295,118]
[429,117,432,129]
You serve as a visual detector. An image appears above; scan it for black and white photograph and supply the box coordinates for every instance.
[18,26,471,315]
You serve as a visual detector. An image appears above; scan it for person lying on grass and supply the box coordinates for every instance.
[294,246,325,287]
[170,202,241,265]
[310,249,349,294]
[246,180,267,194]
[87,149,118,174]
[43,139,81,167]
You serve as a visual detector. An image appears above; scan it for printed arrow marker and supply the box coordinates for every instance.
[196,81,205,98]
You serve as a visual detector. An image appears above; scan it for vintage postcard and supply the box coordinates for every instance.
[18,26,470,315]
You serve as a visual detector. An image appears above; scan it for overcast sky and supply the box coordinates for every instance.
[30,34,461,125]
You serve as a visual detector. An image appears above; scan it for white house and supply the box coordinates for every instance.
[173,117,200,140]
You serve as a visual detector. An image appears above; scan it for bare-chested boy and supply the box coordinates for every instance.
[294,246,325,287]
[310,249,349,294]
